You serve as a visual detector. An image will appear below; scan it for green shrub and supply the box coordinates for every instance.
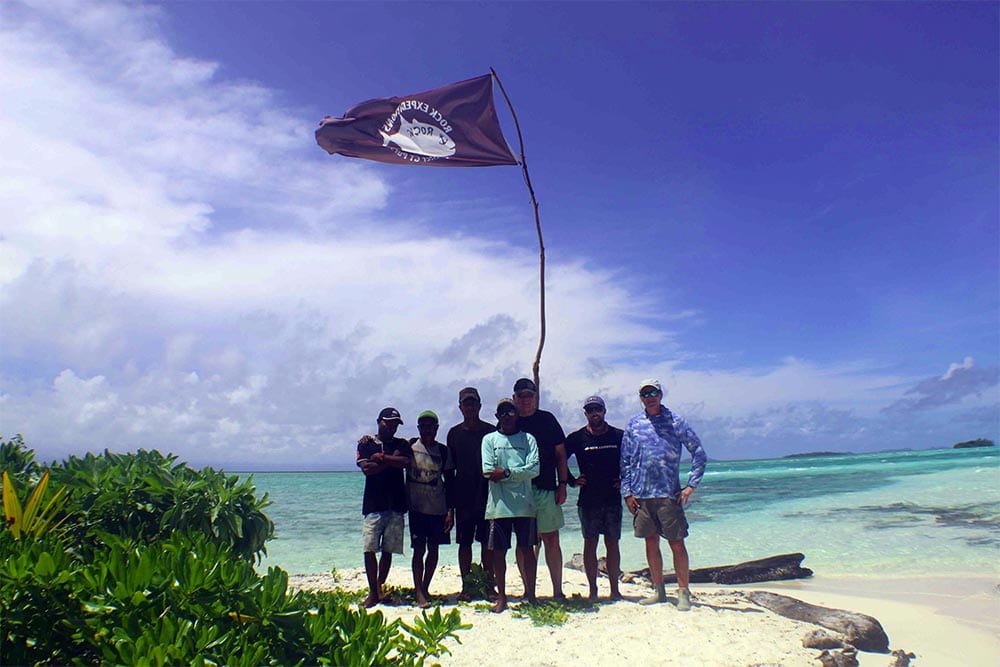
[0,435,37,486]
[1,439,470,666]
[50,448,274,562]
[511,595,598,626]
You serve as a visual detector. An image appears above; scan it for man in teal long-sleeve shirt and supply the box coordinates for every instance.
[482,398,539,612]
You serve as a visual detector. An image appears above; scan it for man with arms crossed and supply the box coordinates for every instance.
[565,395,624,601]
[512,377,569,600]
[620,380,707,611]
[356,407,412,608]
[482,398,539,613]
[446,387,497,600]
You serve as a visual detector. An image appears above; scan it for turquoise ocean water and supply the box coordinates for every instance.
[245,447,1000,579]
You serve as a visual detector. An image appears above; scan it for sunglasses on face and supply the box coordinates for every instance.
[515,391,536,399]
[640,389,661,398]
[496,408,518,418]
[417,422,438,429]
[584,405,604,414]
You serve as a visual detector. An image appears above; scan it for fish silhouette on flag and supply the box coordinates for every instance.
[379,115,457,158]
[316,74,517,167]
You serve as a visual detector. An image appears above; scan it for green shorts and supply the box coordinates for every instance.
[532,486,564,534]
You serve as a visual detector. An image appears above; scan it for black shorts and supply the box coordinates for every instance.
[578,502,623,539]
[455,516,490,547]
[409,511,451,548]
[486,517,537,551]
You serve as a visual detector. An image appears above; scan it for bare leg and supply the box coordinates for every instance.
[640,536,666,604]
[412,543,429,608]
[668,539,690,588]
[515,545,526,599]
[481,544,496,589]
[539,530,564,599]
[604,535,622,600]
[421,544,439,605]
[491,549,508,613]
[582,536,600,600]
[645,536,663,588]
[377,552,393,592]
[363,552,380,607]
[516,539,538,605]
[458,542,473,583]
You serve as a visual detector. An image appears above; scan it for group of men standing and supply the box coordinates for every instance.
[355,377,707,614]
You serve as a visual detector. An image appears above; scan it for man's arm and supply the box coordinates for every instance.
[481,433,497,476]
[554,442,569,505]
[679,420,707,488]
[505,433,539,481]
[619,422,640,515]
[380,439,412,469]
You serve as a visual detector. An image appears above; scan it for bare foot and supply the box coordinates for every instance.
[456,591,473,602]
[415,591,431,609]
[491,597,508,613]
[609,591,624,602]
[362,594,379,608]
[588,589,599,602]
[523,595,538,606]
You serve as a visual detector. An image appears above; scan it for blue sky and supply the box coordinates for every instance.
[1,1,997,469]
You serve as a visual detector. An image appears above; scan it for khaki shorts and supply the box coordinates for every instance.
[362,511,404,554]
[532,486,564,534]
[632,497,688,541]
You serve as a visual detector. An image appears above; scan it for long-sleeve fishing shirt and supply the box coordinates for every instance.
[620,405,707,500]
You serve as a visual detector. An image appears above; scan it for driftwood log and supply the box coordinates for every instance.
[607,553,813,585]
[748,591,890,653]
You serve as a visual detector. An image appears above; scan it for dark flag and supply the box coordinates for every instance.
[315,74,518,167]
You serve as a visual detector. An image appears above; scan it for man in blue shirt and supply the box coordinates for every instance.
[620,379,707,611]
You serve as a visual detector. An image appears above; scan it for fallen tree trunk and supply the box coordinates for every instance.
[611,553,813,585]
[748,591,890,653]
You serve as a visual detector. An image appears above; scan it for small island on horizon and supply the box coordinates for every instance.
[952,438,995,449]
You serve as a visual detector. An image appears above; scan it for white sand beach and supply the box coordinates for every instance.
[290,567,999,666]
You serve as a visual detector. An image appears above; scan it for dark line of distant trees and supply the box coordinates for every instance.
[952,438,995,449]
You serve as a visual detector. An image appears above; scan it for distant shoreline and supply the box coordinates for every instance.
[231,443,996,473]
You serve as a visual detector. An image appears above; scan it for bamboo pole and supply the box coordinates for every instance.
[489,67,545,395]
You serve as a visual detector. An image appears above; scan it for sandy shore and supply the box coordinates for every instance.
[289,566,999,666]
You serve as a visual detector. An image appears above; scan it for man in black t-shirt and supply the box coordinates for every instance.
[565,395,624,600]
[356,407,412,608]
[445,386,497,600]
[513,377,569,600]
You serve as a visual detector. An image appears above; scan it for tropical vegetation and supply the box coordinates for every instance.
[1,435,467,666]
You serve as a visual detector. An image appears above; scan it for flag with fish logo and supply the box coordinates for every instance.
[315,74,518,167]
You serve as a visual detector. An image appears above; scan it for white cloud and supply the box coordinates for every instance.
[2,1,995,469]
[883,357,1000,415]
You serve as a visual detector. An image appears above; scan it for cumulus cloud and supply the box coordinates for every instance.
[883,357,1000,414]
[2,1,995,469]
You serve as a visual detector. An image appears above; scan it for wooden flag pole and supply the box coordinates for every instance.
[489,68,546,395]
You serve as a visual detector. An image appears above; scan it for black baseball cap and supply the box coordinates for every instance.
[458,387,481,402]
[378,407,403,424]
[513,378,537,394]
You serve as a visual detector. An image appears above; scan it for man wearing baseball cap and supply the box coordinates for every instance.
[482,397,539,613]
[406,410,455,609]
[356,407,412,608]
[564,395,624,601]
[512,377,570,600]
[620,380,707,611]
[446,387,498,600]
